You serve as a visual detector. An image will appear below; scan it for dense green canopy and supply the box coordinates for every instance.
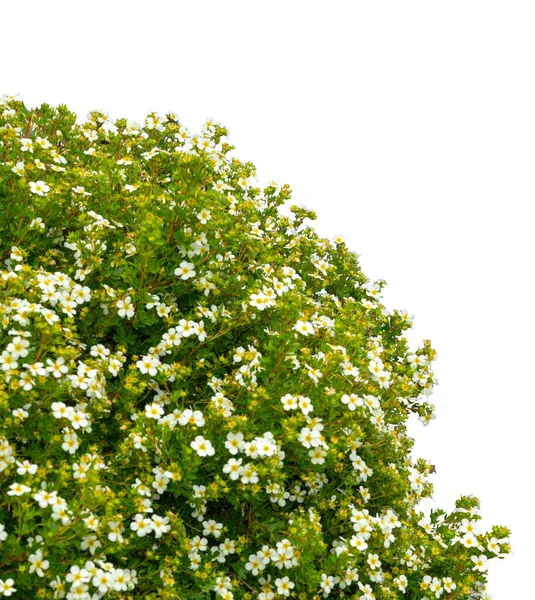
[0,96,509,599]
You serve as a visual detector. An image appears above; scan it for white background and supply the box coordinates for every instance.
[2,2,534,596]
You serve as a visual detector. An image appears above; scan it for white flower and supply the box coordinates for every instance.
[72,185,91,195]
[62,432,80,454]
[408,354,427,368]
[190,535,208,552]
[71,285,91,304]
[80,534,101,555]
[130,514,152,537]
[91,569,112,593]
[25,361,47,377]
[298,427,322,448]
[113,569,132,592]
[471,554,488,572]
[51,503,73,525]
[36,136,52,149]
[151,514,171,538]
[7,482,32,496]
[487,537,501,554]
[367,553,381,569]
[124,242,137,256]
[29,180,50,196]
[145,113,167,130]
[219,539,236,557]
[305,364,322,384]
[68,410,90,430]
[222,458,243,480]
[20,138,34,152]
[16,460,38,475]
[141,147,160,160]
[145,403,164,419]
[298,396,314,415]
[136,355,161,376]
[275,576,295,597]
[358,583,375,600]
[459,518,479,535]
[156,304,171,318]
[376,370,391,389]
[0,578,16,596]
[28,549,49,577]
[245,553,265,576]
[320,573,336,595]
[9,247,23,262]
[240,463,259,485]
[341,393,363,411]
[255,436,277,457]
[116,296,135,319]
[196,208,212,224]
[11,407,28,420]
[0,353,18,372]
[192,485,206,499]
[51,402,73,419]
[294,320,315,335]
[309,447,327,465]
[41,309,59,325]
[7,336,30,359]
[429,577,443,597]
[349,535,368,551]
[249,292,269,310]
[107,521,124,543]
[281,394,298,410]
[66,565,91,588]
[72,462,90,480]
[46,356,69,378]
[178,408,205,427]
[190,436,215,457]
[460,532,478,548]
[100,120,118,135]
[394,575,408,592]
[33,488,57,507]
[202,519,223,538]
[243,440,259,459]
[174,261,196,280]
[176,318,196,337]
[132,478,151,497]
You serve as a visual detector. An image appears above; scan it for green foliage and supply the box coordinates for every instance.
[0,95,509,599]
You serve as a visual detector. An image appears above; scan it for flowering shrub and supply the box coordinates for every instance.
[0,94,510,600]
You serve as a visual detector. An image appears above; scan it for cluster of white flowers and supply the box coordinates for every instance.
[130,512,171,538]
[0,96,509,599]
[232,344,263,389]
[245,539,298,578]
